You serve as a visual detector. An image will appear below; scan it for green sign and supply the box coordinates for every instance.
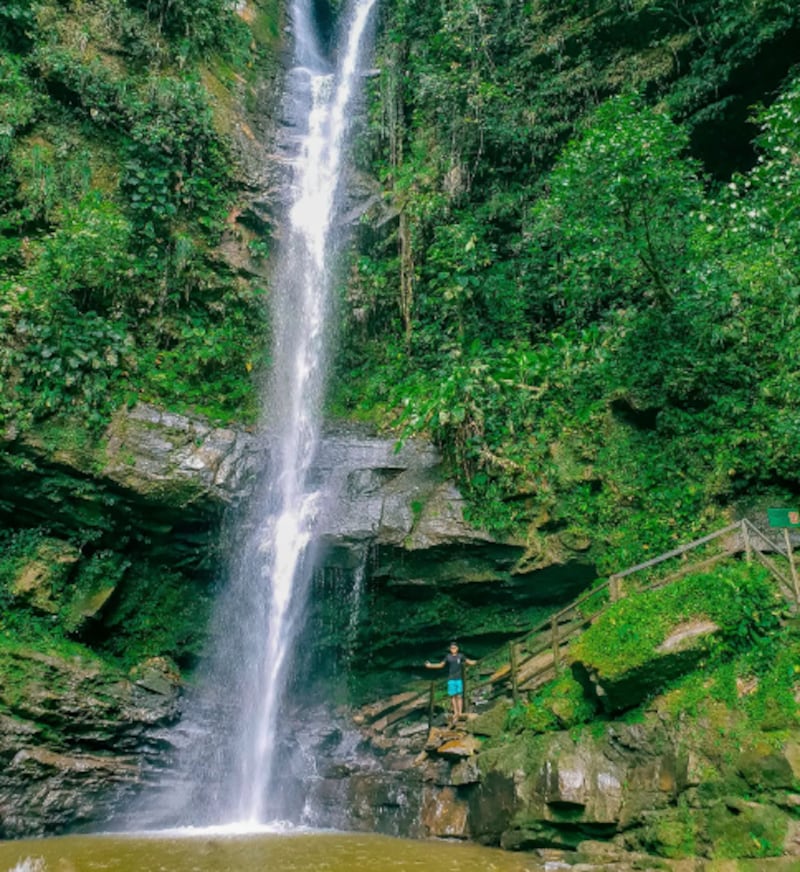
[767,508,800,528]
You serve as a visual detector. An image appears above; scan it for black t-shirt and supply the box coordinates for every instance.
[446,652,465,679]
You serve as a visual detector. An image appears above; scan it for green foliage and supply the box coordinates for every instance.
[571,563,783,678]
[337,58,800,562]
[0,0,273,429]
[743,641,800,731]
[507,673,596,734]
[703,801,788,860]
[0,55,39,159]
[525,96,704,323]
[136,288,265,421]
[0,523,210,671]
[127,0,251,61]
[30,191,132,306]
[1,296,135,429]
[664,635,800,733]
[97,560,211,667]
[0,1,34,52]
[0,527,50,607]
[120,76,231,245]
[64,549,130,633]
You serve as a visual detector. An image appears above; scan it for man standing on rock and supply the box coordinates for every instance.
[425,641,477,727]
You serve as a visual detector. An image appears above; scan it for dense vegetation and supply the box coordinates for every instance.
[334,0,800,570]
[0,0,283,430]
[0,0,286,704]
[0,526,210,668]
[3,0,799,567]
[495,560,800,859]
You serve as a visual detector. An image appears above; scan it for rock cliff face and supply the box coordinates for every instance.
[292,688,800,864]
[0,404,597,836]
[469,708,800,859]
[0,647,181,837]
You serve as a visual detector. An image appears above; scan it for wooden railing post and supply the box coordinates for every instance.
[742,519,752,563]
[551,616,560,674]
[461,661,468,715]
[609,575,620,602]
[427,680,435,730]
[784,528,800,603]
[510,642,519,704]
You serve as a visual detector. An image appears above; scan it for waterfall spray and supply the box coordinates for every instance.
[233,0,377,824]
[166,0,378,827]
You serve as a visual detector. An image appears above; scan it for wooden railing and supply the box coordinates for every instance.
[359,518,799,732]
[473,518,799,703]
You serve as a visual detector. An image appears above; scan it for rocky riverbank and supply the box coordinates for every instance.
[294,683,800,864]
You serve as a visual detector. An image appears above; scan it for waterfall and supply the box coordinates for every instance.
[159,0,378,828]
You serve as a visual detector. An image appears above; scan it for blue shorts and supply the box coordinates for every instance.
[447,679,463,697]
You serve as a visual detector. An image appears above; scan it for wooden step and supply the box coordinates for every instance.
[371,693,428,732]
[356,690,420,723]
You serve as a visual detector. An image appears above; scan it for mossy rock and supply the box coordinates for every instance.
[638,807,697,859]
[701,798,789,860]
[737,740,800,791]
[570,565,780,714]
[467,700,511,738]
[8,537,80,614]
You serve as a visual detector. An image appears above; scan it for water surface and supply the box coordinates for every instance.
[0,831,543,872]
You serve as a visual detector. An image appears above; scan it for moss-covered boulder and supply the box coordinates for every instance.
[469,718,681,849]
[467,700,512,739]
[7,537,80,614]
[639,797,792,861]
[569,565,782,713]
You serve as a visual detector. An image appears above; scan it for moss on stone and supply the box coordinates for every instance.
[568,563,784,717]
[702,799,789,860]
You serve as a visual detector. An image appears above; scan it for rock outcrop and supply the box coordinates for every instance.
[571,618,722,714]
[0,652,179,838]
[321,697,800,863]
[0,402,600,835]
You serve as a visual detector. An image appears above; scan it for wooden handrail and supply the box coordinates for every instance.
[610,522,740,581]
[750,548,793,594]
[471,519,799,702]
[741,519,788,557]
[378,520,797,730]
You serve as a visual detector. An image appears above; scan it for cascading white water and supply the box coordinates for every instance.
[160,0,378,828]
[233,0,377,824]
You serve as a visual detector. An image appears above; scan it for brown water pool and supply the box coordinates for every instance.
[0,829,544,872]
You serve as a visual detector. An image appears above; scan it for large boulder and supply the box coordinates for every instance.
[572,618,721,713]
[471,719,682,849]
